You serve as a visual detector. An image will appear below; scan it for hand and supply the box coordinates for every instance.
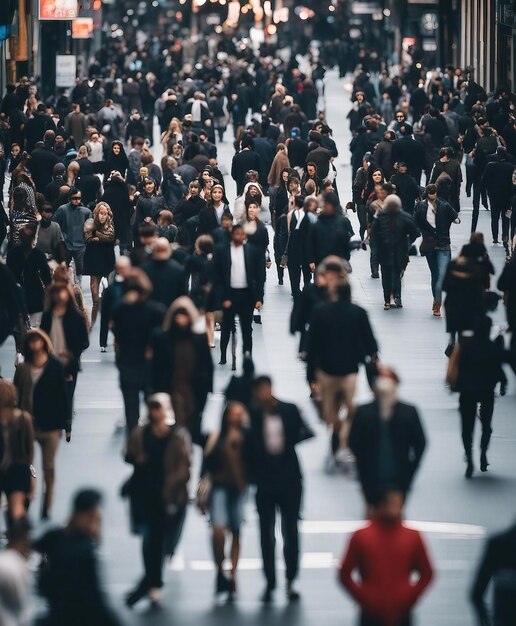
[144,217,152,223]
[66,432,71,442]
[309,263,315,273]
[223,300,232,309]
[255,301,262,310]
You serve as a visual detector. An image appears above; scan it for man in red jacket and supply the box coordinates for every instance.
[339,490,433,626]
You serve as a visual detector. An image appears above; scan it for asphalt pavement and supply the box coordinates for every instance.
[1,71,515,625]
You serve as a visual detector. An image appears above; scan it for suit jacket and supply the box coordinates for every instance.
[231,149,262,195]
[214,242,265,304]
[286,210,311,266]
[348,400,426,504]
[247,400,314,491]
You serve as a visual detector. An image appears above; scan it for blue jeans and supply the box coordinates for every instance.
[425,249,451,304]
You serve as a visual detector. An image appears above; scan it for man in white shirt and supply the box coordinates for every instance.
[215,225,265,365]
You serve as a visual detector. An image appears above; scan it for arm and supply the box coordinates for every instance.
[339,534,379,611]
[401,533,434,610]
[407,409,426,486]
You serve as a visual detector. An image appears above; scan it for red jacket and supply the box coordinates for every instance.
[339,519,433,626]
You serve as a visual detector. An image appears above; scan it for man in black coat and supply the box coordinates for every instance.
[102,172,133,252]
[30,132,61,193]
[305,133,332,179]
[23,103,53,152]
[34,489,122,626]
[349,366,426,506]
[370,194,420,309]
[481,147,514,247]
[391,123,427,184]
[214,224,265,364]
[141,238,187,308]
[471,521,516,626]
[231,135,261,195]
[247,376,314,603]
[307,192,354,267]
[286,196,313,299]
[286,128,309,169]
[429,147,463,212]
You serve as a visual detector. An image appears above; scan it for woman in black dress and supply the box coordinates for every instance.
[103,140,129,180]
[83,201,116,326]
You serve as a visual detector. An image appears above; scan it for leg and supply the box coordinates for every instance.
[380,265,393,304]
[490,201,501,242]
[479,392,494,453]
[301,265,312,290]
[36,430,61,517]
[434,249,451,306]
[279,484,302,589]
[120,381,141,437]
[392,264,402,303]
[459,392,477,475]
[72,248,85,284]
[425,252,438,302]
[369,240,379,277]
[472,181,481,232]
[142,520,166,589]
[287,263,302,299]
[236,292,254,356]
[357,204,367,240]
[255,489,277,592]
[205,312,215,348]
[90,275,100,326]
[220,305,236,362]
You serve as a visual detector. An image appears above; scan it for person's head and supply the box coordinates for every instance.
[188,180,200,197]
[304,196,319,214]
[373,489,405,525]
[231,224,246,246]
[164,296,200,332]
[69,187,82,205]
[114,255,131,278]
[246,169,259,183]
[132,137,145,150]
[306,162,317,177]
[112,142,121,155]
[140,150,154,167]
[253,375,275,407]
[123,268,153,303]
[195,234,214,257]
[48,283,72,310]
[383,194,402,212]
[371,168,384,184]
[395,110,406,123]
[321,256,349,295]
[171,143,182,157]
[11,143,21,157]
[12,186,29,211]
[425,184,437,201]
[496,145,507,159]
[240,134,255,151]
[397,161,408,174]
[246,200,260,222]
[43,129,55,147]
[152,237,172,261]
[93,202,112,228]
[439,147,450,160]
[470,231,485,246]
[147,393,175,426]
[22,329,52,363]
[40,202,55,222]
[52,162,66,179]
[158,209,173,227]
[221,401,249,435]
[304,179,317,195]
[221,212,233,231]
[138,222,157,248]
[19,224,37,246]
[374,365,400,405]
[288,176,300,194]
[322,192,340,215]
[281,167,292,183]
[70,489,103,541]
[143,177,155,195]
[211,184,224,204]
[90,131,99,143]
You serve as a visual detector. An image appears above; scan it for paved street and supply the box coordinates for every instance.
[1,71,516,625]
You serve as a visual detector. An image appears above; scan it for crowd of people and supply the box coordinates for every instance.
[0,38,516,626]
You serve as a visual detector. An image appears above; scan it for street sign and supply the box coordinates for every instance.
[56,55,76,87]
[39,0,79,20]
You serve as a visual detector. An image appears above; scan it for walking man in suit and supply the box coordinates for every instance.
[214,224,265,364]
[247,376,314,603]
[286,196,314,299]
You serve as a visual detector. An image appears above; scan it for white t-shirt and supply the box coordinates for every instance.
[230,244,247,289]
[264,414,285,455]
[426,201,436,228]
[0,550,31,626]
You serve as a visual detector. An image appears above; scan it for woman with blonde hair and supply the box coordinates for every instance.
[267,143,290,188]
[83,202,116,326]
[0,379,35,525]
[161,117,183,155]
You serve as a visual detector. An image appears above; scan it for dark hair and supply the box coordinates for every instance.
[69,187,80,198]
[426,184,437,195]
[22,330,51,361]
[240,134,255,150]
[253,375,273,389]
[324,191,340,208]
[138,222,157,238]
[12,186,29,210]
[72,489,102,515]
[381,182,395,194]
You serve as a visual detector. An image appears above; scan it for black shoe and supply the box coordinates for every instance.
[444,343,454,358]
[465,458,474,479]
[493,239,499,244]
[219,357,227,365]
[480,451,489,472]
[278,278,283,285]
[125,583,149,608]
[287,583,300,602]
[261,586,274,604]
[253,314,262,324]
[41,509,49,521]
[371,272,379,279]
[216,570,232,594]
[394,298,403,308]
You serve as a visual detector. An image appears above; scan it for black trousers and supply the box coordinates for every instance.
[357,204,367,240]
[288,262,312,298]
[220,288,254,358]
[255,484,302,590]
[140,506,186,590]
[459,391,494,455]
[488,195,511,241]
[120,380,147,438]
[380,264,402,302]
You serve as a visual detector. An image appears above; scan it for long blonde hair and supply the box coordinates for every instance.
[92,201,114,233]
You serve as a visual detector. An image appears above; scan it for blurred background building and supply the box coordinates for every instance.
[1,0,515,94]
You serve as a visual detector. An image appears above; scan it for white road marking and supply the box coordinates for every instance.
[300,520,485,538]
